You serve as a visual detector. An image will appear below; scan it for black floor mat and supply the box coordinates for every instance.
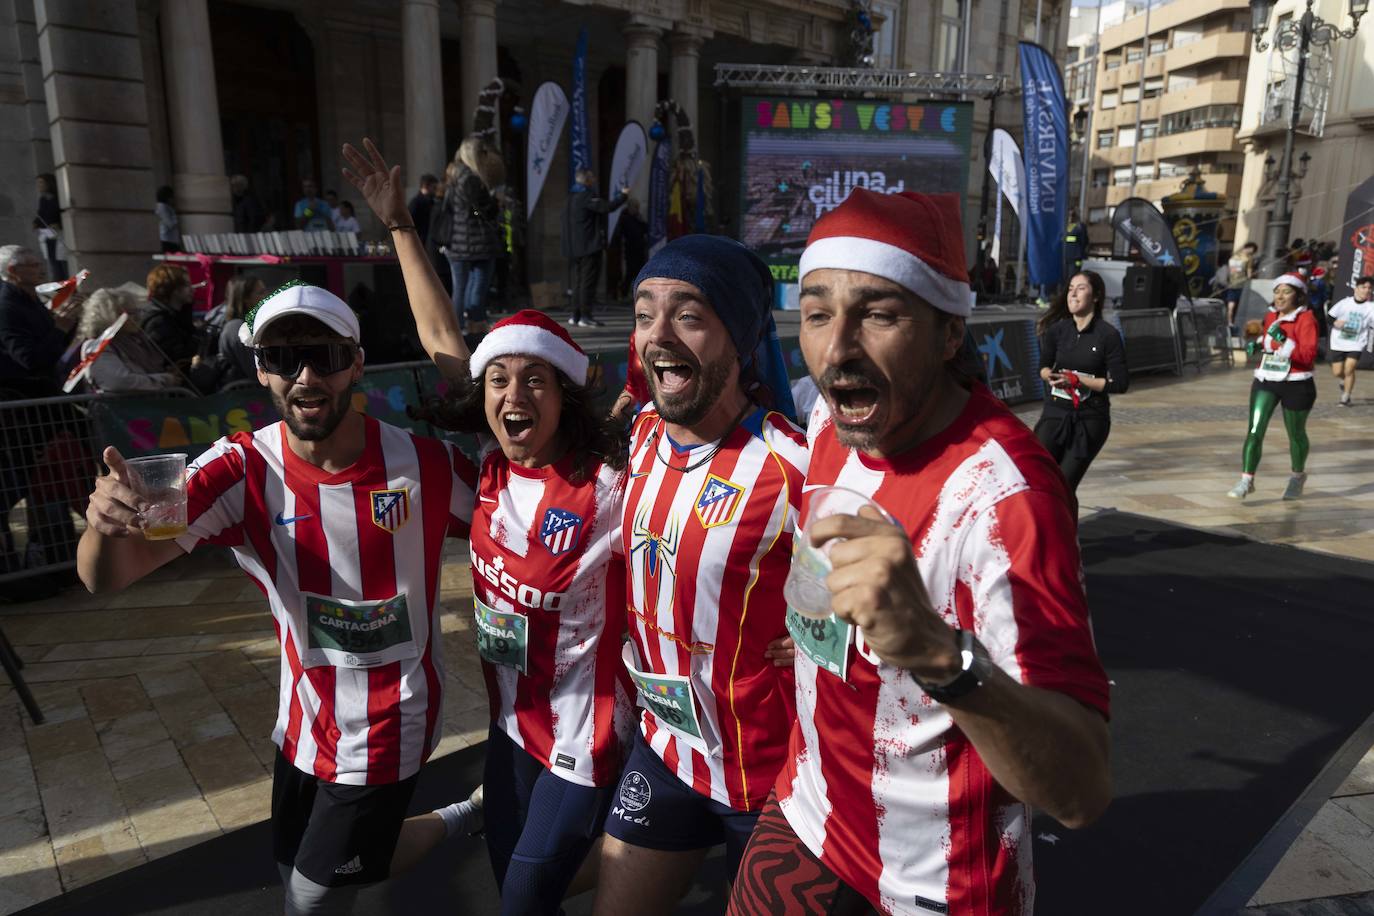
[19,511,1374,915]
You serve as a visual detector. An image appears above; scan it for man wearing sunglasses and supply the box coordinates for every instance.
[77,281,484,914]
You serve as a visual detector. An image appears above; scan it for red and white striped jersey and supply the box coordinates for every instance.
[177,416,477,786]
[471,444,633,787]
[777,386,1110,915]
[622,404,808,811]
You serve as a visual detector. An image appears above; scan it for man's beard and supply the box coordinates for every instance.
[648,353,734,427]
[272,385,353,441]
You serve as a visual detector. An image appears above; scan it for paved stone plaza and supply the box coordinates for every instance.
[2,359,1373,913]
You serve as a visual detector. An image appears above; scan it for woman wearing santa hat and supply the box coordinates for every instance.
[1229,272,1319,501]
[344,139,633,914]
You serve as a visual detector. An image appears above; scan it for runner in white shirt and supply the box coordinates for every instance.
[1328,274,1374,406]
[77,281,482,915]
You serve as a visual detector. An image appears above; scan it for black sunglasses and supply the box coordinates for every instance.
[255,343,357,379]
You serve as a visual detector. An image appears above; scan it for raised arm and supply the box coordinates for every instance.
[342,138,470,383]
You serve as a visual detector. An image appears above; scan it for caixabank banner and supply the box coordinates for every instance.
[738,97,973,281]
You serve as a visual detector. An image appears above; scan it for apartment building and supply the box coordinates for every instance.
[1082,0,1253,254]
[1233,0,1374,260]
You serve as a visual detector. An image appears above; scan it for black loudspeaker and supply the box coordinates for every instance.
[1121,265,1181,310]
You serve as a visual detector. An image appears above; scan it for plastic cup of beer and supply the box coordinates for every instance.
[126,454,188,540]
[783,487,897,619]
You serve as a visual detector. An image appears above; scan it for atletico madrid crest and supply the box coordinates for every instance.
[694,474,744,529]
[370,488,410,533]
[540,507,583,555]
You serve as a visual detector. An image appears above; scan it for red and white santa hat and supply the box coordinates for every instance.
[469,309,589,384]
[1273,272,1307,291]
[798,189,973,316]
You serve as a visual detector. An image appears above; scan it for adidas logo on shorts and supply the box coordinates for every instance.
[334,855,363,876]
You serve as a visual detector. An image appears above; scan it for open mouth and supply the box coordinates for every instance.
[650,355,696,396]
[827,384,880,424]
[502,411,535,440]
[291,394,330,420]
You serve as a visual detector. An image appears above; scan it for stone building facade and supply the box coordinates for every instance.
[1,0,1066,291]
[1232,0,1373,257]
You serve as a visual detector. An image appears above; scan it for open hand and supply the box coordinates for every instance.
[86,447,147,537]
[812,507,960,679]
[341,138,411,229]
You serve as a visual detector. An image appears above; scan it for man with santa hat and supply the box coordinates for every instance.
[729,190,1112,916]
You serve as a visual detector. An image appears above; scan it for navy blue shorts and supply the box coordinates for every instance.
[484,724,614,915]
[603,730,761,878]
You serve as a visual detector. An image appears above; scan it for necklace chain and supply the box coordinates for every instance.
[650,404,752,474]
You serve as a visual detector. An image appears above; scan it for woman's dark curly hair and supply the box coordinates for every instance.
[410,368,629,483]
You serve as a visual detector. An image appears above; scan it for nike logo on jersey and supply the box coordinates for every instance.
[479,495,499,503]
[274,512,313,526]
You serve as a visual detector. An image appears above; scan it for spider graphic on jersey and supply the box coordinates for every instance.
[630,505,682,594]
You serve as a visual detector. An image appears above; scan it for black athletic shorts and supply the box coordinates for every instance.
[271,751,419,887]
[1252,377,1317,412]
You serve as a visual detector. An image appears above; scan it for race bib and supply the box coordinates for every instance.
[621,642,718,756]
[786,605,852,681]
[1258,353,1291,381]
[304,592,418,669]
[474,596,529,673]
[1339,314,1362,341]
[1050,369,1095,403]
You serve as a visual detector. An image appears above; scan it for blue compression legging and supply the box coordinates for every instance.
[483,724,613,915]
[1242,388,1310,474]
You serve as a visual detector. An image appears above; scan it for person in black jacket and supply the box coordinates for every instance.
[1032,270,1129,491]
[0,245,78,398]
[616,198,649,300]
[561,169,627,327]
[444,138,504,332]
[34,174,67,281]
[407,173,438,247]
[140,263,200,367]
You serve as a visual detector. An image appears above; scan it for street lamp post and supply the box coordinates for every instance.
[1250,0,1367,277]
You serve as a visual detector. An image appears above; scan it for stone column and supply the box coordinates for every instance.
[159,0,231,234]
[35,0,157,282]
[402,0,446,193]
[0,0,53,247]
[668,28,707,136]
[459,0,499,140]
[624,19,662,205]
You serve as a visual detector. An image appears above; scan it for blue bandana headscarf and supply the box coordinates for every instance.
[634,235,797,420]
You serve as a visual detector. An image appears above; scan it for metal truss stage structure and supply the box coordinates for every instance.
[713,63,1010,98]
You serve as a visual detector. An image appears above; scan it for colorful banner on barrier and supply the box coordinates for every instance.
[526,82,569,219]
[1018,41,1069,289]
[88,368,433,457]
[972,317,1044,405]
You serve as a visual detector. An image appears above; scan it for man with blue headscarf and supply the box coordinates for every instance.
[593,236,807,914]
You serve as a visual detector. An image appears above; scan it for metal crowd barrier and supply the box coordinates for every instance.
[0,361,448,592]
[0,388,202,589]
[1175,299,1233,372]
[1107,308,1183,376]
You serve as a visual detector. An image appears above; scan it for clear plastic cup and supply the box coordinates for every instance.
[783,487,897,619]
[126,454,188,541]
